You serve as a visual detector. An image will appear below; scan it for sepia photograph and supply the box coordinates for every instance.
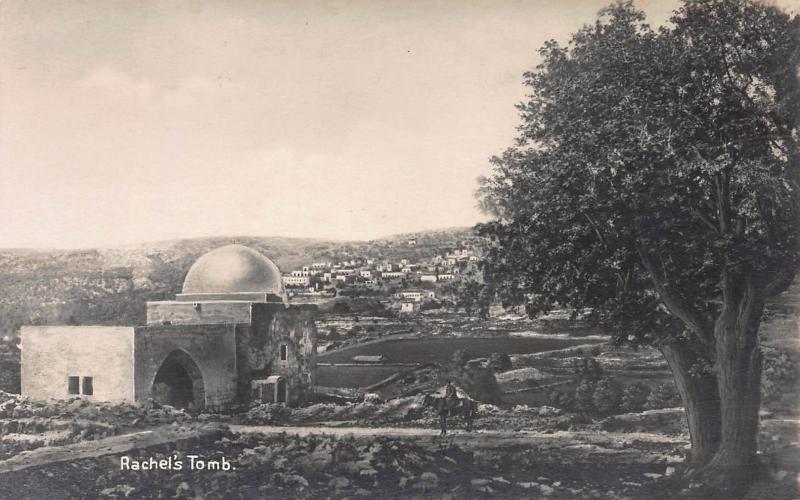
[0,0,798,498]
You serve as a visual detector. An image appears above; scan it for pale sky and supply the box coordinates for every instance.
[1,0,795,248]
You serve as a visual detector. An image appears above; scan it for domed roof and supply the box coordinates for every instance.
[182,244,285,295]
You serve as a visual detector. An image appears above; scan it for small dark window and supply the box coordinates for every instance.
[68,376,79,395]
[280,344,288,361]
[82,377,93,396]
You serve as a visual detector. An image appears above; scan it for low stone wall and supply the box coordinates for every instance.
[599,408,687,434]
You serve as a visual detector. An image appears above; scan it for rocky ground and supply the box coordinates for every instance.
[0,388,797,499]
[0,423,797,499]
[0,425,705,499]
[0,391,193,460]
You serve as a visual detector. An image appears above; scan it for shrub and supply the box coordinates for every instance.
[592,378,622,414]
[330,300,351,314]
[762,348,798,405]
[460,365,503,404]
[420,299,442,311]
[547,389,573,410]
[489,352,513,373]
[621,382,651,413]
[572,355,603,382]
[645,382,681,410]
[451,349,471,370]
[574,380,596,414]
[438,349,502,404]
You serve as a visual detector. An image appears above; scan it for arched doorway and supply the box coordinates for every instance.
[151,350,205,410]
[276,377,287,403]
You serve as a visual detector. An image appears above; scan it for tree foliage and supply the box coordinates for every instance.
[452,279,493,318]
[478,0,799,346]
[593,377,624,414]
[621,382,651,413]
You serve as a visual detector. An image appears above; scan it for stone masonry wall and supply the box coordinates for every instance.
[236,303,317,405]
[145,301,251,326]
[21,326,136,403]
[133,324,237,408]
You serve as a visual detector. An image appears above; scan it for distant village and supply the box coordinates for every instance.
[282,240,480,314]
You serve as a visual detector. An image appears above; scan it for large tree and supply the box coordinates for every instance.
[477,0,800,485]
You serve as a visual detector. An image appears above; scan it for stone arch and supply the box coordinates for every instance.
[151,349,205,410]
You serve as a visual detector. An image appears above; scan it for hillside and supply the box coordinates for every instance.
[0,228,477,337]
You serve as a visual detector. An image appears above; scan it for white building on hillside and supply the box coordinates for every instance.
[400,301,421,314]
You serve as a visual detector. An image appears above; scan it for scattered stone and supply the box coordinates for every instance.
[769,469,788,481]
[538,405,561,417]
[284,474,309,489]
[471,478,491,488]
[418,472,439,491]
[362,393,382,403]
[99,484,136,498]
[175,481,190,495]
[359,468,378,478]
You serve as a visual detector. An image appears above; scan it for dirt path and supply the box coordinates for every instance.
[229,424,687,453]
[231,423,447,438]
[228,423,687,443]
[0,423,688,475]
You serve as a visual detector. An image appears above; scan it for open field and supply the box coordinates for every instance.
[318,336,603,365]
[316,335,606,390]
[317,365,403,388]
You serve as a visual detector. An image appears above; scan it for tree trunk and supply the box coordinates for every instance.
[706,283,765,480]
[660,339,721,466]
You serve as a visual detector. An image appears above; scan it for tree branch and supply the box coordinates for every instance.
[636,242,716,352]
[692,208,719,234]
[582,211,610,248]
[764,268,796,298]
[714,170,731,235]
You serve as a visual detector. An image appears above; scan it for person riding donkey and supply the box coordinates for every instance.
[444,379,458,410]
[438,380,458,436]
[425,380,475,435]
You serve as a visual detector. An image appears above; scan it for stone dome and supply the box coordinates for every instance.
[182,244,285,295]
